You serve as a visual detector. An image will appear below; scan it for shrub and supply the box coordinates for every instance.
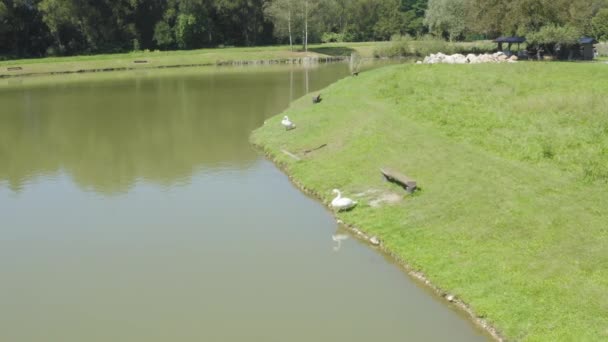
[373,35,411,58]
[527,24,581,46]
[321,32,345,43]
[411,35,452,56]
[527,24,581,58]
[373,35,495,58]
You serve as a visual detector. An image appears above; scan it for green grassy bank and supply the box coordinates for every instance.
[252,63,608,340]
[0,42,383,78]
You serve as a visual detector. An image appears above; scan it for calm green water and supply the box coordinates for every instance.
[0,64,488,341]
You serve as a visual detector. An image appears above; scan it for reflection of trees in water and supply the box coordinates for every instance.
[0,65,348,193]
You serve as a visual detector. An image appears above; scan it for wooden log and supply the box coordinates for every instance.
[380,168,417,194]
[7,67,22,71]
[133,60,149,64]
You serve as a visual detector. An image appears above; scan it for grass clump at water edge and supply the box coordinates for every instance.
[252,62,608,340]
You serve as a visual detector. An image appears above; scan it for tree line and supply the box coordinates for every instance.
[0,0,427,58]
[1,0,607,59]
[426,0,608,44]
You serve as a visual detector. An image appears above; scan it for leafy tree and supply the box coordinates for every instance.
[464,0,508,37]
[264,0,296,50]
[592,8,608,40]
[175,13,201,48]
[1,0,608,58]
[400,0,427,35]
[1,0,51,56]
[134,0,167,49]
[527,24,581,46]
[153,20,174,48]
[214,0,269,46]
[374,0,407,40]
[38,0,81,54]
[527,24,582,59]
[467,0,603,38]
[424,0,466,41]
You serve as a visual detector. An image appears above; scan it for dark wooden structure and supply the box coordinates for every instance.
[579,37,598,60]
[381,168,417,194]
[493,36,526,53]
[133,60,149,64]
[312,94,322,104]
[7,66,22,71]
[528,37,598,61]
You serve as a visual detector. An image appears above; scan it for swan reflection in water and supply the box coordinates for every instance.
[331,234,349,252]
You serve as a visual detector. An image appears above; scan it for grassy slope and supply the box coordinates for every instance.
[0,42,383,77]
[252,63,608,340]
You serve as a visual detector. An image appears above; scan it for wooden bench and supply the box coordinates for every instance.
[381,168,417,194]
[312,93,322,104]
[133,60,148,64]
[7,67,22,71]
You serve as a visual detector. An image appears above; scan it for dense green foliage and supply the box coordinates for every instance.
[592,8,608,41]
[252,63,608,340]
[1,0,606,59]
[0,0,428,58]
[372,34,493,57]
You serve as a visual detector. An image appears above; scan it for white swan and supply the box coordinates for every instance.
[281,116,296,130]
[331,189,357,211]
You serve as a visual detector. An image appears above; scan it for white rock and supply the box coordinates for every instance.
[422,52,514,65]
[370,236,380,246]
[452,54,466,63]
[446,294,455,302]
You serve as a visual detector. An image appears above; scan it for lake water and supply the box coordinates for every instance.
[0,63,488,341]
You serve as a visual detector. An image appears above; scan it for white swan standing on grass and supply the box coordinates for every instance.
[281,116,296,130]
[331,189,357,211]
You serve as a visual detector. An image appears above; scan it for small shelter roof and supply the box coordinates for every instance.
[579,37,598,44]
[493,36,526,43]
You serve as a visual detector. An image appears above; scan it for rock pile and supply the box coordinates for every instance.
[419,52,518,64]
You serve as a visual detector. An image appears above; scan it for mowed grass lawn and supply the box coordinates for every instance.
[0,42,384,77]
[252,62,608,340]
